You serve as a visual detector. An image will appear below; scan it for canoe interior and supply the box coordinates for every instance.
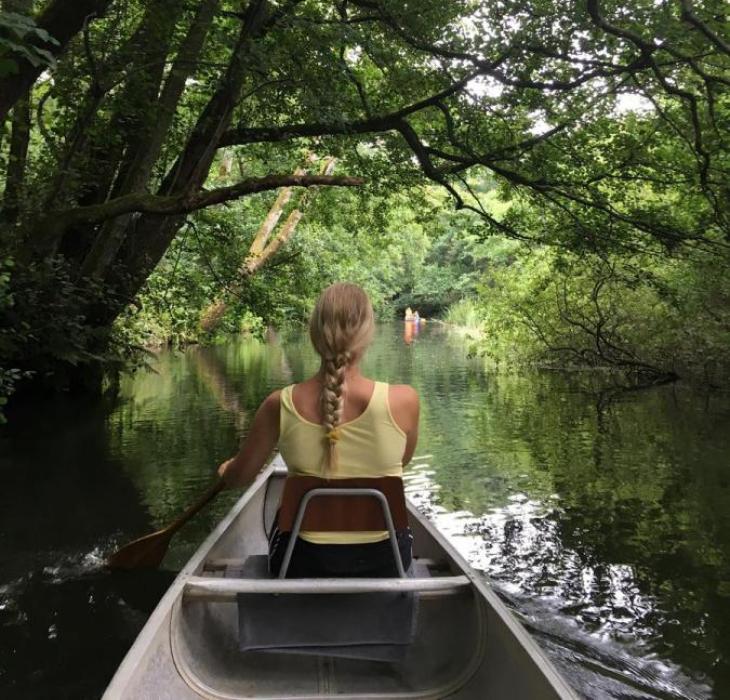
[106,464,577,699]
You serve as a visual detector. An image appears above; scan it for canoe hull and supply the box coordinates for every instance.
[103,458,578,699]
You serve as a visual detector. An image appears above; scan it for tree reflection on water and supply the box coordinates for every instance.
[1,322,728,699]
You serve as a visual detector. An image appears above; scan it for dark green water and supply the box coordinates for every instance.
[1,322,729,698]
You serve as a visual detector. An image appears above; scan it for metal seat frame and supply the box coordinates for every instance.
[184,483,471,600]
[278,487,407,579]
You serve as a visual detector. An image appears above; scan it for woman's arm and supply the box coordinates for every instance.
[218,390,280,488]
[389,385,420,466]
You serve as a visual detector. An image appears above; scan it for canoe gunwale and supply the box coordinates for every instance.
[103,459,282,699]
[169,460,490,700]
[408,492,580,699]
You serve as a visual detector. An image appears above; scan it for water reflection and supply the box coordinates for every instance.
[405,463,712,699]
[1,322,728,698]
[403,318,422,345]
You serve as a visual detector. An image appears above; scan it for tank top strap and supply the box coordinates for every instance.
[369,380,389,415]
[280,384,296,415]
[282,381,391,424]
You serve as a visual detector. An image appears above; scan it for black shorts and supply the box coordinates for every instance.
[268,515,413,578]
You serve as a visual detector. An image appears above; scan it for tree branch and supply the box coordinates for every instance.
[679,0,730,57]
[36,174,364,240]
[219,70,487,147]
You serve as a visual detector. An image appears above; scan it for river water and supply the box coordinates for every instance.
[1,322,728,699]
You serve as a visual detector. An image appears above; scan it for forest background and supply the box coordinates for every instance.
[1,0,729,421]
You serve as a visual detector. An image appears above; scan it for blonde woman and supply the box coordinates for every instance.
[218,282,420,577]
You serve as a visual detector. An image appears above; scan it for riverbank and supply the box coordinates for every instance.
[438,297,728,390]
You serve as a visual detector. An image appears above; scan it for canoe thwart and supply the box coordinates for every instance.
[202,556,449,571]
[184,575,471,600]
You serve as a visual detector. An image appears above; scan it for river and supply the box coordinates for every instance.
[1,322,728,699]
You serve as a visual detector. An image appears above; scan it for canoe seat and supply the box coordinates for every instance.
[276,476,409,578]
[184,480,473,662]
[277,475,409,533]
[235,480,421,662]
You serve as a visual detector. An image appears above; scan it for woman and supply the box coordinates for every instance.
[218,282,420,577]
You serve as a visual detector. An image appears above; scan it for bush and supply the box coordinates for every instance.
[0,256,145,397]
[443,298,483,329]
[471,244,730,384]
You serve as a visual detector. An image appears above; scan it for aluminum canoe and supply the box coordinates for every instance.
[103,457,579,699]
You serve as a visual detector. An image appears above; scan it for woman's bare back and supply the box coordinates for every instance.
[291,370,419,464]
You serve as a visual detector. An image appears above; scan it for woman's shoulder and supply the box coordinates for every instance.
[272,380,309,399]
[259,389,282,414]
[383,383,419,435]
[386,383,419,404]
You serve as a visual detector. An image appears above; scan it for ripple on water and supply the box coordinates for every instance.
[409,460,713,699]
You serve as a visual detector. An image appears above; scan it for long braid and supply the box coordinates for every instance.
[309,283,375,476]
[321,352,349,474]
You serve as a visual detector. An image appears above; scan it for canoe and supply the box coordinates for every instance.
[103,457,579,699]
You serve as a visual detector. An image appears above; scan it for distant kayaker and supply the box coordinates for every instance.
[218,283,420,577]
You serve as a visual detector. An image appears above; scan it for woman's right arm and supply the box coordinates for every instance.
[217,390,280,488]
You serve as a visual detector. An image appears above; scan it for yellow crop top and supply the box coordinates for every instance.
[278,381,407,544]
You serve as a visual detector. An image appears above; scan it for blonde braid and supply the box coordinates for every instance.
[321,352,349,473]
[309,283,374,476]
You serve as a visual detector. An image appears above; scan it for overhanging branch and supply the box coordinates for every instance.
[36,173,364,239]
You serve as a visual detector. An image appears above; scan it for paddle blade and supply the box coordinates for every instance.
[107,529,173,570]
[107,477,225,570]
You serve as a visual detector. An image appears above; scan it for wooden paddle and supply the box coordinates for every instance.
[107,477,226,570]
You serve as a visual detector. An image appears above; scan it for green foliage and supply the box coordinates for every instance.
[1,0,729,401]
[455,242,730,384]
[0,11,58,78]
[120,184,438,344]
[393,177,517,315]
[0,256,147,395]
[442,298,482,329]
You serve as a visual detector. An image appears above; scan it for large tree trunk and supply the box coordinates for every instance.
[39,0,184,263]
[1,0,32,227]
[1,92,31,225]
[199,157,335,333]
[103,0,184,200]
[246,166,307,255]
[41,13,168,212]
[79,0,221,280]
[0,0,114,121]
[102,0,273,324]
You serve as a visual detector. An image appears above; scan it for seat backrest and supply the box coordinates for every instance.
[277,476,409,533]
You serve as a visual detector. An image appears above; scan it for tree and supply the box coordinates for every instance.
[199,155,336,333]
[0,0,728,394]
[0,0,111,121]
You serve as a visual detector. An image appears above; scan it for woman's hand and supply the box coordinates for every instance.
[217,457,236,487]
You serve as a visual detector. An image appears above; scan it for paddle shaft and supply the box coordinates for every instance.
[107,477,226,569]
[164,476,227,538]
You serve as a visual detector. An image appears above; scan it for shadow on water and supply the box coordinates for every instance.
[1,322,729,698]
[0,561,175,700]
